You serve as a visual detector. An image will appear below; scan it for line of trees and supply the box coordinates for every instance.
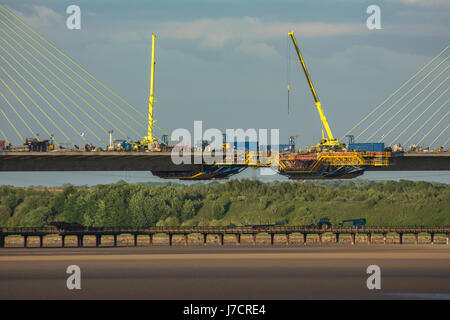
[0,179,448,228]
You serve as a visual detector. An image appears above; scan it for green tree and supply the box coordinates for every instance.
[181,200,196,221]
[0,205,11,226]
[212,202,226,220]
[21,207,52,227]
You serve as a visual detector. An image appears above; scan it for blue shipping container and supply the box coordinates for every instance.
[233,141,259,151]
[348,143,384,152]
[231,142,294,152]
[264,144,293,152]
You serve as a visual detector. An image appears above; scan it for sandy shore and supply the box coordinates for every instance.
[0,245,449,299]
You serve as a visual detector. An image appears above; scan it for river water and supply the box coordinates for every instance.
[0,170,448,187]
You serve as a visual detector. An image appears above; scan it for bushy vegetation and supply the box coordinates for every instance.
[0,179,448,228]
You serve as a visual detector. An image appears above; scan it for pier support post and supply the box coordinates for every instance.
[235,234,241,245]
[383,233,387,245]
[318,233,323,244]
[184,234,189,246]
[0,235,5,248]
[134,234,138,247]
[202,233,207,246]
[415,233,419,245]
[430,233,434,245]
[252,234,257,246]
[351,233,356,245]
[24,235,28,248]
[219,234,224,246]
[61,235,65,248]
[149,234,153,246]
[367,233,372,245]
[286,233,290,245]
[77,235,83,248]
[169,233,173,246]
[303,233,307,245]
[270,233,275,245]
[335,233,340,244]
[113,235,117,247]
[399,233,403,245]
[39,235,44,248]
[96,235,101,247]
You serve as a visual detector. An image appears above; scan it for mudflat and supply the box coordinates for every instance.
[0,245,449,299]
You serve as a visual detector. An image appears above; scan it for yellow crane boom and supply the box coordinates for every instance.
[146,34,156,143]
[288,31,340,147]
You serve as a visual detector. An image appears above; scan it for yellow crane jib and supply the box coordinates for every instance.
[287,31,340,148]
[146,34,156,144]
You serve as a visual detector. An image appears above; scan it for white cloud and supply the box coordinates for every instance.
[108,31,148,44]
[101,17,365,59]
[14,5,62,28]
[396,0,450,6]
[384,23,450,37]
[160,16,366,48]
[234,42,280,59]
[153,16,366,60]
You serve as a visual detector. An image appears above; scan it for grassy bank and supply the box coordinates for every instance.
[0,179,448,227]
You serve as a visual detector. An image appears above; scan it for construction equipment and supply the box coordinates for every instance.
[46,221,85,231]
[288,31,342,151]
[274,31,390,179]
[346,135,385,152]
[142,34,156,147]
[316,217,332,229]
[24,138,49,152]
[338,218,367,229]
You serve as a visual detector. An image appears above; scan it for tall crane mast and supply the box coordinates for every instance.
[146,34,156,143]
[288,31,341,148]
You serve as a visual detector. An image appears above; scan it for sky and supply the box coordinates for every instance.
[0,0,449,149]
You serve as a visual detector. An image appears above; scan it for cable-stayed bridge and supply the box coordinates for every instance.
[0,4,448,179]
[342,45,449,152]
[0,4,168,149]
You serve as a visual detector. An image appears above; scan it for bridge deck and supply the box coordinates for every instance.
[0,151,199,172]
[366,152,450,171]
[0,151,449,171]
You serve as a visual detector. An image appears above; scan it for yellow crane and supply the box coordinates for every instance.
[288,31,342,151]
[145,34,156,144]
